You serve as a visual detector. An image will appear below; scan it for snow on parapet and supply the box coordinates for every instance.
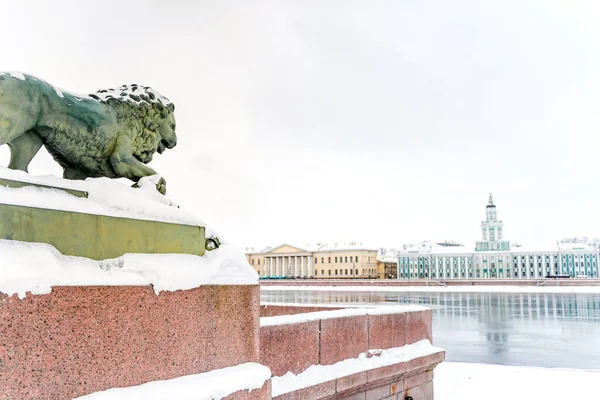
[0,240,258,299]
[260,305,429,327]
[74,362,271,400]
[0,167,205,229]
[272,340,442,396]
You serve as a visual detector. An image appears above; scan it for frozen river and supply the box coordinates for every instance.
[261,288,600,370]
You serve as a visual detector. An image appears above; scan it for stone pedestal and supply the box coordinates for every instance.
[0,284,260,400]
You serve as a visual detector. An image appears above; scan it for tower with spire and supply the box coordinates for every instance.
[475,193,510,252]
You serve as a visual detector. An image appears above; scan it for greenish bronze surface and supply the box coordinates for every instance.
[0,72,176,194]
[0,203,205,260]
[0,178,88,198]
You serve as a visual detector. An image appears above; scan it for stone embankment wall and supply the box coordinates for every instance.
[0,285,262,400]
[260,305,443,400]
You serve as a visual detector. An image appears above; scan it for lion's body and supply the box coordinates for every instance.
[0,72,176,192]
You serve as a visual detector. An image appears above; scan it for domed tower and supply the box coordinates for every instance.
[475,193,510,251]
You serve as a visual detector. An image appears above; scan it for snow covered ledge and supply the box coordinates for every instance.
[272,340,444,399]
[0,239,258,298]
[259,305,443,399]
[74,362,272,400]
[0,240,262,400]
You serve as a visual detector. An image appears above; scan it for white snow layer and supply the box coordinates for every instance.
[271,340,442,396]
[0,240,258,299]
[261,284,600,294]
[7,71,25,80]
[0,71,172,107]
[71,360,600,400]
[74,362,271,400]
[0,167,206,229]
[260,305,428,327]
[436,362,600,400]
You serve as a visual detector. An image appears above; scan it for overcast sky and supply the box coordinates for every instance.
[1,0,599,249]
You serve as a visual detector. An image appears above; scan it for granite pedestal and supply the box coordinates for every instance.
[0,284,260,399]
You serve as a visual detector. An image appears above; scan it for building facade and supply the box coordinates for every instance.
[246,243,378,279]
[398,195,599,279]
[476,194,510,251]
[377,252,399,279]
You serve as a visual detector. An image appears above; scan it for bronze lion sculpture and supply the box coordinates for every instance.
[0,72,176,194]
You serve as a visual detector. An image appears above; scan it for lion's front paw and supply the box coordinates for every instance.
[156,177,167,195]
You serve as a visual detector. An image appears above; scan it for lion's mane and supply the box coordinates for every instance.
[89,84,175,161]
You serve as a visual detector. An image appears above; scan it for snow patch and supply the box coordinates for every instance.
[0,240,258,299]
[261,308,367,327]
[260,305,428,327]
[91,83,172,107]
[1,72,173,107]
[435,362,600,400]
[260,301,347,308]
[272,340,442,396]
[74,362,271,400]
[8,71,25,80]
[0,167,205,230]
[365,304,428,315]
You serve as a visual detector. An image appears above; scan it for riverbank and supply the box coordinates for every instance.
[436,362,600,400]
[260,278,600,287]
[261,284,600,293]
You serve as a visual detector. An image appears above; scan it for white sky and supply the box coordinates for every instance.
[1,0,599,249]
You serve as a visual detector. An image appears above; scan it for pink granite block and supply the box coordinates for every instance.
[340,393,366,400]
[223,379,271,400]
[405,309,432,344]
[320,315,368,365]
[260,320,320,376]
[365,383,390,399]
[368,313,406,350]
[405,380,434,400]
[366,362,407,383]
[0,285,260,400]
[336,371,367,393]
[403,350,445,374]
[404,371,433,390]
[274,380,336,400]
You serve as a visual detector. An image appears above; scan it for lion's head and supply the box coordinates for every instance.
[89,84,176,163]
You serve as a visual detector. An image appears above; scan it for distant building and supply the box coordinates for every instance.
[475,194,510,252]
[246,243,378,279]
[398,194,599,279]
[377,251,398,279]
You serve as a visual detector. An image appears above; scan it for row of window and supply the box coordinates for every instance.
[401,265,598,278]
[401,270,600,279]
[258,268,378,277]
[314,268,376,276]
[251,255,374,266]
[401,254,598,264]
[315,256,370,264]
[404,264,596,273]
